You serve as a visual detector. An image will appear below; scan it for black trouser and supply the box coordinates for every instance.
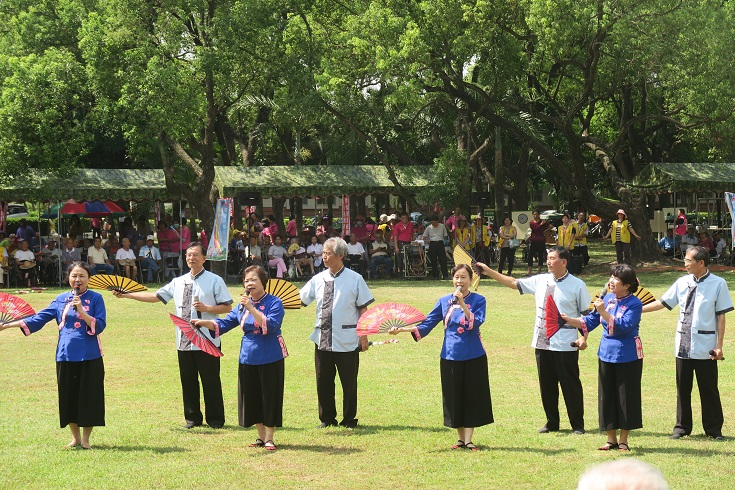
[177,350,225,428]
[571,245,589,266]
[315,347,360,427]
[615,241,631,265]
[674,358,723,437]
[528,242,546,269]
[427,241,448,279]
[498,247,516,275]
[346,254,366,277]
[535,349,584,431]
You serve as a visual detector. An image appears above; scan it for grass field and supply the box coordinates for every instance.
[1,247,735,489]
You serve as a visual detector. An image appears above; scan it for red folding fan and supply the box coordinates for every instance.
[0,292,36,323]
[357,303,426,335]
[169,313,223,358]
[544,294,567,340]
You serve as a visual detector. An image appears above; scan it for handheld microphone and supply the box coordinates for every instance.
[709,349,725,361]
[451,286,462,305]
[570,342,577,348]
[239,290,250,314]
[72,287,80,311]
[193,294,201,319]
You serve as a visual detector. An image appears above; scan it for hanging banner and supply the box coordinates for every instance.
[342,195,350,238]
[207,199,231,261]
[724,192,735,246]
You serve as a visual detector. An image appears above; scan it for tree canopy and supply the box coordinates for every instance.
[1,0,734,257]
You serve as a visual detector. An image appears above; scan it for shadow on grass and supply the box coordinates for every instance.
[634,446,735,456]
[90,444,187,453]
[426,445,575,455]
[273,443,364,454]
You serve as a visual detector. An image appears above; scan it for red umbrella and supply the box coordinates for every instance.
[60,200,126,218]
[169,313,223,358]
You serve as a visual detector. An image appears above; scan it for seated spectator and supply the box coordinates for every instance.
[713,232,728,259]
[287,237,314,276]
[107,235,121,256]
[133,238,145,256]
[369,230,393,279]
[116,237,138,279]
[138,235,161,282]
[345,233,367,277]
[680,225,698,254]
[0,231,9,249]
[306,235,323,270]
[39,238,62,282]
[698,231,717,257]
[14,239,37,287]
[87,237,115,275]
[61,237,82,271]
[657,229,679,257]
[267,235,288,278]
[244,235,262,267]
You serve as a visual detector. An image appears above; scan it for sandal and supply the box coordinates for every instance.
[249,438,265,448]
[598,442,618,451]
[451,440,465,450]
[464,442,480,451]
[617,442,630,452]
[264,440,277,451]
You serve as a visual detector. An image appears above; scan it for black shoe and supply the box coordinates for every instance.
[185,421,202,429]
[669,432,688,439]
[573,429,586,435]
[317,421,338,428]
[538,425,559,433]
[710,435,726,441]
[340,420,358,429]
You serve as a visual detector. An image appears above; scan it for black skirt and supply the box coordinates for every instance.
[56,357,105,428]
[238,359,285,428]
[598,358,643,431]
[440,355,493,428]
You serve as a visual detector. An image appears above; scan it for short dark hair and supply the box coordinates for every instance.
[610,264,638,294]
[548,245,570,262]
[67,261,92,277]
[688,246,710,266]
[400,211,409,217]
[451,263,473,278]
[243,265,269,288]
[187,241,207,256]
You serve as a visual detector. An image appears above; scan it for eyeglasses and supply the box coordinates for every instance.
[186,253,203,258]
[683,258,701,264]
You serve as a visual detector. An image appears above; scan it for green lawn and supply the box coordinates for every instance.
[1,251,734,489]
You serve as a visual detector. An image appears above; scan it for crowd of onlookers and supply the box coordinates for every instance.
[0,215,208,287]
[228,208,503,281]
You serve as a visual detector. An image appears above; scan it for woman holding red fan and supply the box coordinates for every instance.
[389,263,492,450]
[0,262,107,450]
[561,264,644,452]
[192,265,287,451]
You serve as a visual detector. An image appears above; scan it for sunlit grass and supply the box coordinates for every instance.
[1,249,733,489]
